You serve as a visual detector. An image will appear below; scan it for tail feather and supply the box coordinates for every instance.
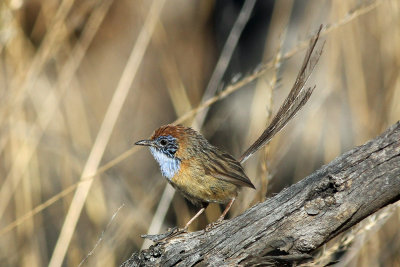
[239,25,324,163]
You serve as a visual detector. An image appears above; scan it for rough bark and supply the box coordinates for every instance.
[122,121,400,266]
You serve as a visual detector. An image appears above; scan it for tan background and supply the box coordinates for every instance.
[0,0,399,266]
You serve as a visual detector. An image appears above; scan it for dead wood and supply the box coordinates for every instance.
[122,121,400,266]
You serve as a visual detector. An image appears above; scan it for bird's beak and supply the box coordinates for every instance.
[134,139,154,147]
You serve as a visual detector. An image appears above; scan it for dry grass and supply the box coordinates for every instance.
[0,0,399,266]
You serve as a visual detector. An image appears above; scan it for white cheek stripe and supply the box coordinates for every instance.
[149,147,180,181]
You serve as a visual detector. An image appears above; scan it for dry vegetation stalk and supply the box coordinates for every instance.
[0,1,399,266]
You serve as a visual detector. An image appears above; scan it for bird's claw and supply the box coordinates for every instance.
[205,219,223,231]
[141,227,187,242]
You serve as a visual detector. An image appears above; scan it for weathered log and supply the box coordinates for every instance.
[122,121,400,266]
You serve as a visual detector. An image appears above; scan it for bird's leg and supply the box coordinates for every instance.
[206,197,236,231]
[183,207,206,230]
[217,197,235,222]
[141,207,206,242]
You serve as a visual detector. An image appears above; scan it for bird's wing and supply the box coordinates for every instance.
[203,148,255,189]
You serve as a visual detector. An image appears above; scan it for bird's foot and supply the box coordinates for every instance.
[141,227,187,242]
[205,218,224,231]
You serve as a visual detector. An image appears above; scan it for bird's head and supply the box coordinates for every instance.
[135,124,197,179]
[135,124,184,157]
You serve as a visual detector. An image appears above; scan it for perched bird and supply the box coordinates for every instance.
[136,26,323,231]
[135,125,255,229]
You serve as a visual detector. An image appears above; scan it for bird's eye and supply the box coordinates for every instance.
[160,139,167,146]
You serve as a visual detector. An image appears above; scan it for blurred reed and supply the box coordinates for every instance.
[0,0,399,266]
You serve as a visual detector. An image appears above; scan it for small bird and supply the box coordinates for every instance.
[136,26,323,231]
[135,124,255,230]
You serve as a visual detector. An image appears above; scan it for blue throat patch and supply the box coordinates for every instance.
[149,147,181,180]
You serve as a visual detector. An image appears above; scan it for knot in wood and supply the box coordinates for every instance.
[305,197,325,215]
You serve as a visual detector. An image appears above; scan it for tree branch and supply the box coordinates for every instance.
[122,121,400,266]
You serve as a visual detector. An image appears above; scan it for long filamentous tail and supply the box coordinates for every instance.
[239,25,324,164]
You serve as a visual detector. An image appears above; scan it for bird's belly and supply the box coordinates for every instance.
[171,168,238,205]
